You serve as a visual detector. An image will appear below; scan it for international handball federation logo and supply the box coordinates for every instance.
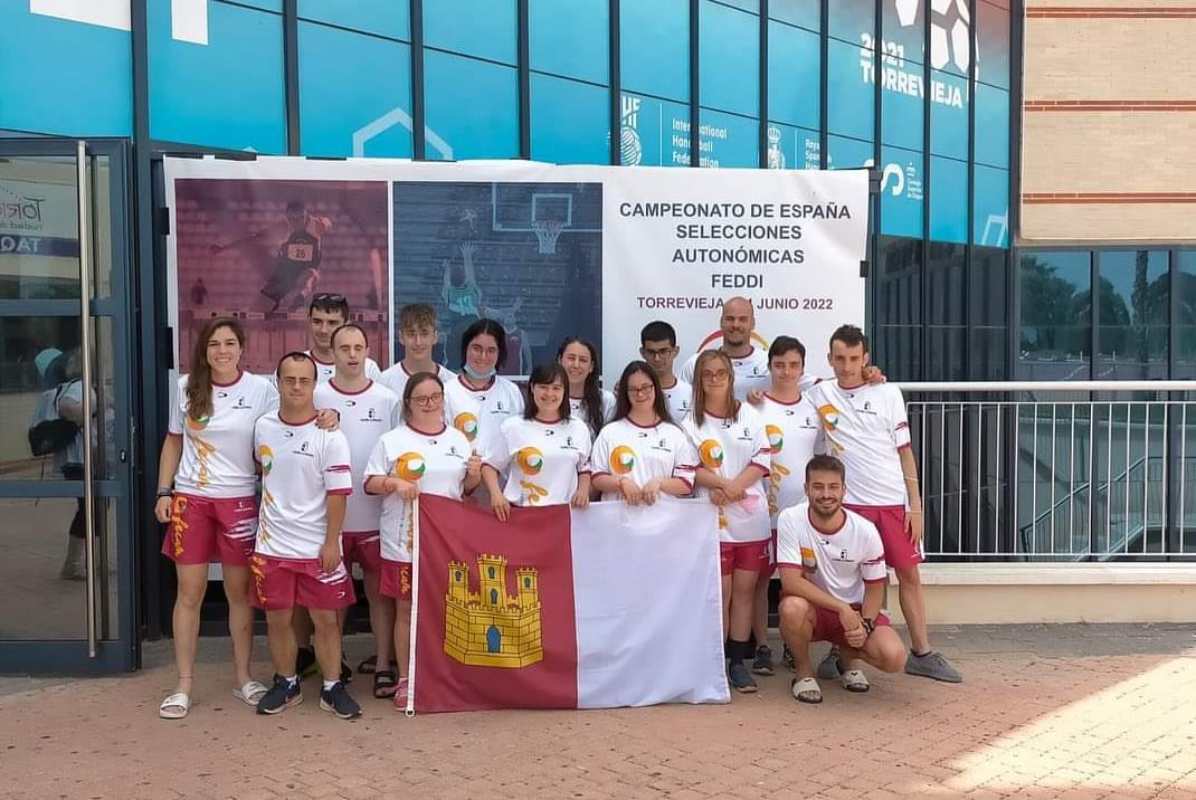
[258,444,274,475]
[609,445,637,475]
[766,424,784,454]
[516,447,544,476]
[894,0,974,75]
[620,95,644,166]
[186,414,210,432]
[394,452,427,481]
[453,412,479,442]
[698,440,724,470]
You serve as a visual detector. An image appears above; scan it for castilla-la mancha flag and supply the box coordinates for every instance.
[406,494,729,713]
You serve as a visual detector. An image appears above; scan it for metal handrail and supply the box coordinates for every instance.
[897,381,1196,393]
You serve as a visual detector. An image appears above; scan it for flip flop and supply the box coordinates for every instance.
[159,691,191,720]
[790,677,822,704]
[232,680,269,706]
[357,655,378,675]
[841,669,870,693]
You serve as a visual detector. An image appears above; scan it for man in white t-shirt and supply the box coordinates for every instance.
[305,293,382,383]
[378,303,455,399]
[776,455,907,704]
[250,352,362,720]
[314,324,400,693]
[679,297,771,400]
[806,324,961,684]
[640,320,692,422]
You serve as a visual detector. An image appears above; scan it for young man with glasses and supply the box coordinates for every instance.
[640,320,692,422]
[306,294,382,384]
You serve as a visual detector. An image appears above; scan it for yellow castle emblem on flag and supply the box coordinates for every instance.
[444,554,543,668]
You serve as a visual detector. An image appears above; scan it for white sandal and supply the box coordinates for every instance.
[159,691,191,719]
[232,680,269,707]
[790,676,823,704]
[841,669,870,693]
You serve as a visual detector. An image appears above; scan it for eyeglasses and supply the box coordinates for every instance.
[410,392,444,406]
[627,383,655,396]
[641,347,675,359]
[701,369,730,382]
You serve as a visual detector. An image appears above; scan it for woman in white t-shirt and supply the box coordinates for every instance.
[482,363,592,521]
[682,349,772,695]
[365,371,481,710]
[558,337,614,437]
[590,361,697,504]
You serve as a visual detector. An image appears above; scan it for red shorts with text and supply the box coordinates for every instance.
[719,540,769,576]
[812,604,892,649]
[379,560,412,601]
[342,531,383,574]
[160,493,257,567]
[249,554,356,611]
[843,503,923,569]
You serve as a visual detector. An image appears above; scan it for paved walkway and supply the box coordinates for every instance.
[2,624,1195,800]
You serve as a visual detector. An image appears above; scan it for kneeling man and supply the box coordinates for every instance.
[776,455,906,703]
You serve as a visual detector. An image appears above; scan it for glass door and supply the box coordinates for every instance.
[0,139,136,673]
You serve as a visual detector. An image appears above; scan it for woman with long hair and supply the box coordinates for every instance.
[481,363,592,520]
[155,317,278,719]
[682,349,772,694]
[558,337,613,436]
[590,361,696,504]
[365,371,481,710]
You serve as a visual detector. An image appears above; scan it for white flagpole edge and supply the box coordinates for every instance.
[405,495,420,717]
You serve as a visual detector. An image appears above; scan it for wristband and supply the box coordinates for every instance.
[156,488,173,499]
[861,617,875,636]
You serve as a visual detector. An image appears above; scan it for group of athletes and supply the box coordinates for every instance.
[154,292,962,722]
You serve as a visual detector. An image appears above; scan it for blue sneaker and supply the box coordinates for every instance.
[728,661,758,693]
[256,674,302,715]
[320,681,362,720]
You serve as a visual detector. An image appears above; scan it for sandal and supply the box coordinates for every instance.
[790,677,822,704]
[840,669,870,693]
[357,655,378,675]
[232,680,269,706]
[373,669,398,699]
[159,691,191,719]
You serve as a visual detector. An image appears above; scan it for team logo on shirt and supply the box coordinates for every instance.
[454,412,479,441]
[609,445,636,475]
[698,440,724,469]
[185,414,210,432]
[817,404,840,431]
[394,452,427,481]
[766,424,784,454]
[258,444,274,475]
[516,447,544,475]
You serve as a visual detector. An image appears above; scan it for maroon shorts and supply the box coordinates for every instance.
[812,605,892,648]
[160,493,257,567]
[342,531,383,574]
[719,540,769,576]
[249,554,356,611]
[379,560,412,601]
[844,503,923,569]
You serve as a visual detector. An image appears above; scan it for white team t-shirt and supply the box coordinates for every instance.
[776,503,887,606]
[364,423,472,563]
[759,393,823,526]
[681,403,771,543]
[253,412,354,561]
[659,377,693,424]
[486,416,592,506]
[443,374,525,456]
[313,380,399,534]
[378,362,456,401]
[306,350,383,384]
[806,381,912,507]
[569,389,616,435]
[588,417,698,501]
[681,346,771,400]
[169,372,279,498]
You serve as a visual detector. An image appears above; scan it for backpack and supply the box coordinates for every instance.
[28,383,79,457]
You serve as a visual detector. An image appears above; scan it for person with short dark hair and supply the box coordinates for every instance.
[640,321,692,421]
[305,293,382,383]
[379,303,455,399]
[776,455,907,704]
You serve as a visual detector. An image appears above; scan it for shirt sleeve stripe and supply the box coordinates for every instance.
[326,488,352,496]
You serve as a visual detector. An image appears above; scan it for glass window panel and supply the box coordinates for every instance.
[876,326,922,382]
[930,70,969,160]
[927,0,972,77]
[1097,251,1169,379]
[879,146,924,238]
[698,109,759,168]
[529,0,609,85]
[828,135,874,170]
[970,245,1008,327]
[881,74,924,151]
[882,0,924,66]
[298,23,413,158]
[969,326,1008,380]
[929,156,967,245]
[927,326,967,381]
[718,0,760,12]
[828,39,874,142]
[769,0,819,32]
[828,0,874,46]
[619,93,692,167]
[877,235,923,325]
[297,0,409,40]
[424,52,519,161]
[928,242,966,325]
[765,123,820,170]
[0,156,79,300]
[767,21,820,130]
[974,165,1010,249]
[700,0,759,117]
[1018,251,1092,380]
[977,0,1010,89]
[621,0,690,102]
[1177,252,1196,378]
[1,498,89,638]
[975,84,1010,168]
[424,0,516,64]
[531,74,610,165]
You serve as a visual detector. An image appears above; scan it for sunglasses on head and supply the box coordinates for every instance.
[312,293,346,303]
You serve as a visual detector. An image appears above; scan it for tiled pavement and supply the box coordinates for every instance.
[2,624,1195,800]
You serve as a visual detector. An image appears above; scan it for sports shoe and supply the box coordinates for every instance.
[256,674,302,715]
[905,650,963,683]
[320,681,362,720]
[782,644,795,672]
[295,646,318,679]
[817,647,842,680]
[727,661,758,694]
[392,677,410,712]
[751,644,775,676]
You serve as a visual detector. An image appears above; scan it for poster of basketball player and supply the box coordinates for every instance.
[392,181,602,375]
[172,179,389,374]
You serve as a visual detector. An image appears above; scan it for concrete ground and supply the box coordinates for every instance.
[1,624,1195,800]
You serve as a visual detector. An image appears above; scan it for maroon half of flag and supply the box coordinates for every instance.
[412,494,578,712]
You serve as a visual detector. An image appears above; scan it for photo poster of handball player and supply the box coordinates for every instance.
[170,179,390,374]
[392,181,602,377]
